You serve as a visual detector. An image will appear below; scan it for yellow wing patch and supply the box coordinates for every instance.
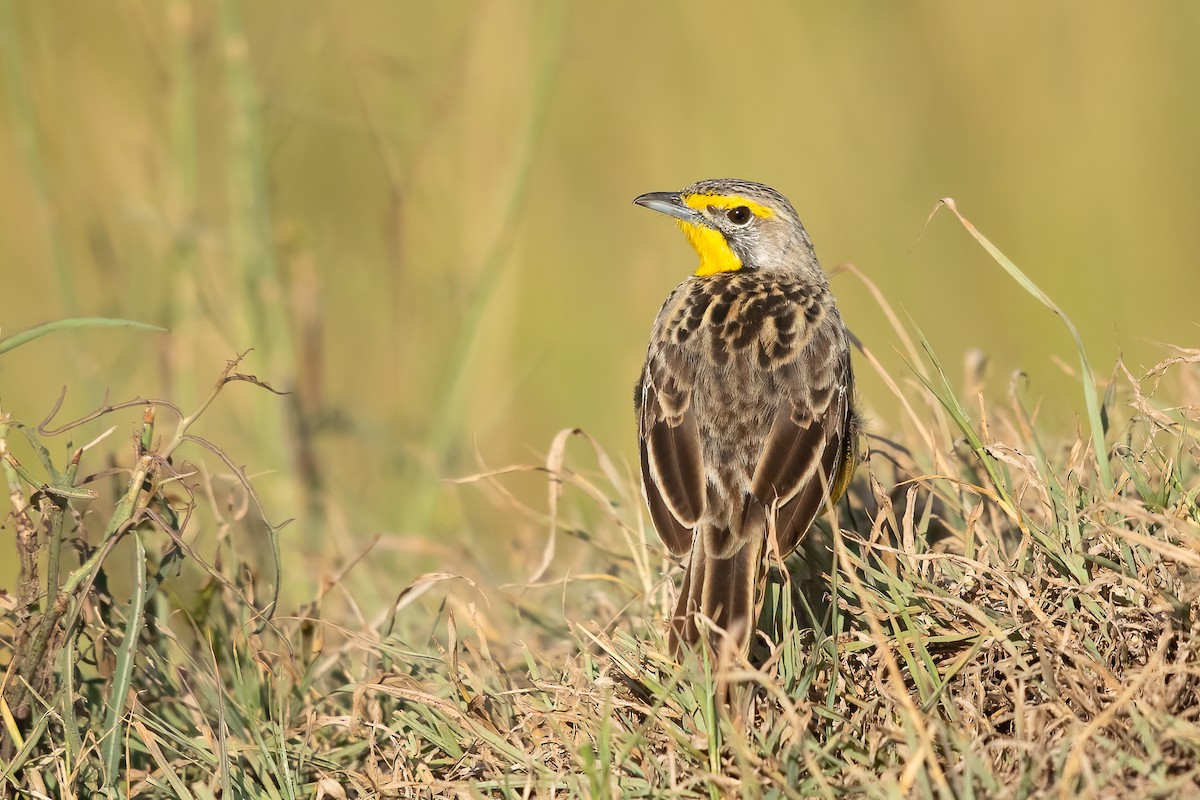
[828,413,860,504]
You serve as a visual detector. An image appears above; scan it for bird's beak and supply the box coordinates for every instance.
[633,191,709,227]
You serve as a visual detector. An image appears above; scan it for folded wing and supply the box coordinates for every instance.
[637,348,705,558]
[750,319,855,556]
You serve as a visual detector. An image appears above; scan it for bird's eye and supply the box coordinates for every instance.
[726,206,752,225]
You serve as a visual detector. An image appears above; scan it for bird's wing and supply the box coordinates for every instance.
[637,345,705,558]
[750,313,855,556]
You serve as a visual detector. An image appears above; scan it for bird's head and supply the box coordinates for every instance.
[634,178,821,279]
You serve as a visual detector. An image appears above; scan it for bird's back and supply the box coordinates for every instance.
[648,270,847,532]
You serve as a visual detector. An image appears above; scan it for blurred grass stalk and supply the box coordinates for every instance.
[219,0,287,360]
[164,0,200,404]
[163,0,580,555]
[3,0,572,565]
[402,0,568,536]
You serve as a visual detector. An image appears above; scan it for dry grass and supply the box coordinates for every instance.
[3,229,1200,797]
[2,341,1198,798]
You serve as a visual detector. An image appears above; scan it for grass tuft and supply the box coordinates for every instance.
[3,220,1200,797]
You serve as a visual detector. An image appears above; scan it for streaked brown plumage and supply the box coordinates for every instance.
[633,178,860,657]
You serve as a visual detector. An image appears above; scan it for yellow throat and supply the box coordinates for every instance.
[677,193,775,277]
[678,220,741,276]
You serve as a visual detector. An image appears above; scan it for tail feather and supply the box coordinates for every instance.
[669,541,703,654]
[670,524,765,657]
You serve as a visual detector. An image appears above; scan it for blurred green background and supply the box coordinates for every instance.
[2,2,1198,606]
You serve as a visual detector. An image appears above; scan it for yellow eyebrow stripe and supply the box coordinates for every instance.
[682,193,775,219]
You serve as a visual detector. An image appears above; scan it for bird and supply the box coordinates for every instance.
[633,178,860,658]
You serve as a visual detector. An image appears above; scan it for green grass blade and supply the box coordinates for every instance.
[101,530,150,783]
[0,317,166,356]
[938,199,1113,493]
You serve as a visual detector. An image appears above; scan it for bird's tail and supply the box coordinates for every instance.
[669,522,765,657]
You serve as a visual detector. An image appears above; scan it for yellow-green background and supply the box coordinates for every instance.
[2,2,1198,604]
